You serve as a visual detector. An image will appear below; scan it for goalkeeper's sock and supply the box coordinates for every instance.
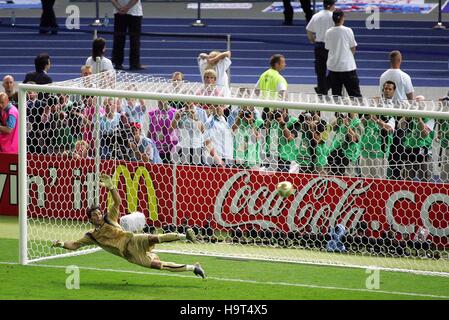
[157,233,186,243]
[160,262,194,272]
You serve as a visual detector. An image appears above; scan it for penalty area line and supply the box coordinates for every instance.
[1,261,448,299]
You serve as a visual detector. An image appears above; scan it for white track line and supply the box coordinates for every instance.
[0,56,447,64]
[0,261,448,299]
[1,33,448,39]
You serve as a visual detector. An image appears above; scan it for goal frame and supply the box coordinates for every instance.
[18,80,449,272]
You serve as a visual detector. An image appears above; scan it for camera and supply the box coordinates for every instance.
[336,112,348,119]
[243,110,252,119]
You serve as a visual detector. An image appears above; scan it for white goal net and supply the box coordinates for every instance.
[19,70,449,275]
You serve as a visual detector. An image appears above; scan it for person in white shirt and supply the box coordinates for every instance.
[171,101,208,165]
[379,50,414,103]
[197,50,232,97]
[325,10,362,98]
[203,105,234,167]
[306,0,336,95]
[85,38,114,73]
[111,0,145,70]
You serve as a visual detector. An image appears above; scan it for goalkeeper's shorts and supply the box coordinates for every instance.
[124,234,158,267]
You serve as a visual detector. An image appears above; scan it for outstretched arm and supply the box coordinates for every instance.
[100,174,121,221]
[52,233,94,250]
[52,240,82,251]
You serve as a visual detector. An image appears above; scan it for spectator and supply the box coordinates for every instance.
[73,140,90,159]
[43,95,76,154]
[298,112,329,174]
[0,93,19,153]
[111,0,145,70]
[23,53,52,85]
[195,69,223,115]
[282,0,313,25]
[437,115,449,183]
[325,10,362,98]
[81,65,93,77]
[379,51,414,103]
[80,95,103,151]
[327,112,362,176]
[128,122,162,163]
[168,71,186,110]
[204,104,233,167]
[306,0,336,95]
[78,65,95,91]
[2,75,18,106]
[172,71,184,83]
[171,101,207,165]
[39,0,58,35]
[360,81,397,179]
[147,101,178,163]
[197,50,231,96]
[64,139,90,159]
[260,108,298,172]
[86,38,114,73]
[26,83,46,154]
[275,110,300,172]
[121,97,146,125]
[231,105,264,169]
[227,88,261,128]
[100,98,121,159]
[399,113,434,182]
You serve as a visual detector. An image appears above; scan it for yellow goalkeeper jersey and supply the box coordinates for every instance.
[75,214,133,258]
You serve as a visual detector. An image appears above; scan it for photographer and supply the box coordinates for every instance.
[397,115,434,181]
[128,122,162,164]
[298,112,329,175]
[437,92,449,182]
[232,106,264,169]
[171,101,207,165]
[360,81,396,179]
[327,112,362,176]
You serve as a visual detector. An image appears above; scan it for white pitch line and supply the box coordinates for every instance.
[1,261,448,299]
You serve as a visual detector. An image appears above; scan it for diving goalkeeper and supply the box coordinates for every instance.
[52,174,205,278]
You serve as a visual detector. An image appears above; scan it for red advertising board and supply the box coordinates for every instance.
[1,153,448,247]
[0,153,18,216]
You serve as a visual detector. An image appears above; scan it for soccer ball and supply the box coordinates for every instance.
[276,181,295,198]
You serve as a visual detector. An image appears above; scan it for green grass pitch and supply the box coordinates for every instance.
[1,216,449,300]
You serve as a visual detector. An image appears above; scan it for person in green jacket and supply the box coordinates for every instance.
[327,112,362,177]
[400,116,435,181]
[232,106,264,169]
[437,118,449,182]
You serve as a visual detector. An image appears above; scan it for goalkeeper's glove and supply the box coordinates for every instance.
[52,240,64,248]
[99,174,115,190]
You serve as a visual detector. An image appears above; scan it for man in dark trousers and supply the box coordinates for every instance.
[325,10,362,98]
[306,0,336,95]
[39,0,58,34]
[283,0,314,25]
[111,0,146,71]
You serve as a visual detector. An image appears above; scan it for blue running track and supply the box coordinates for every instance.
[0,18,448,87]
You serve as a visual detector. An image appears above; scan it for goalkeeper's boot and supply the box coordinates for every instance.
[186,228,197,243]
[193,263,206,279]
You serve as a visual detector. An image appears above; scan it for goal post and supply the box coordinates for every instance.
[18,70,449,276]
